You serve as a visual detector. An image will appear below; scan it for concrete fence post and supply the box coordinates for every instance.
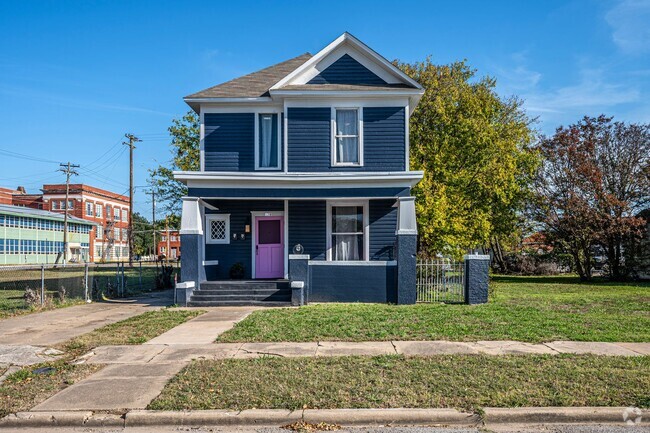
[288,254,309,306]
[463,254,490,304]
[40,264,45,306]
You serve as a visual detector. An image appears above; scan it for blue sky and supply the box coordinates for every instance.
[1,0,648,218]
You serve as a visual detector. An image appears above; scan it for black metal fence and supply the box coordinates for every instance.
[0,261,180,315]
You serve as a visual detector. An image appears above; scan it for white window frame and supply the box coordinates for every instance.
[122,209,128,222]
[205,214,231,245]
[95,204,102,218]
[331,107,363,167]
[326,200,369,262]
[254,113,282,170]
[86,202,93,216]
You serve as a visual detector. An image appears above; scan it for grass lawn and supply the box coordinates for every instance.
[218,275,650,343]
[0,360,101,417]
[58,309,204,357]
[149,354,650,411]
[0,308,203,417]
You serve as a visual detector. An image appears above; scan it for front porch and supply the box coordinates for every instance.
[178,192,418,306]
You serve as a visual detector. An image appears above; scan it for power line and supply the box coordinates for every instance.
[0,148,59,164]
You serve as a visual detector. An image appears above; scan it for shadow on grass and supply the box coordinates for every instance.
[490,274,650,287]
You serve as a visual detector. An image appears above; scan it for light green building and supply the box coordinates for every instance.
[0,204,95,265]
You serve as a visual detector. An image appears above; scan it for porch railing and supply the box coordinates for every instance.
[416,258,465,303]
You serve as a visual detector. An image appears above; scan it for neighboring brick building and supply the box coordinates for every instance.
[158,229,180,260]
[4,184,130,262]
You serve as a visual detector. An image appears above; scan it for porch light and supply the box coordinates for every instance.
[244,224,251,234]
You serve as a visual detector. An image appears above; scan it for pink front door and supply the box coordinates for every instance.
[255,216,284,279]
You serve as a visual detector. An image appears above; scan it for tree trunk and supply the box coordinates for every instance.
[490,237,507,273]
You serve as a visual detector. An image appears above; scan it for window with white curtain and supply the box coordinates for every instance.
[257,113,279,169]
[330,205,365,261]
[333,108,361,165]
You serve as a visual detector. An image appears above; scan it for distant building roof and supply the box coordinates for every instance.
[0,204,96,226]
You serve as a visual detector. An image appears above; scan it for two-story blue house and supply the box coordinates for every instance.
[175,33,424,306]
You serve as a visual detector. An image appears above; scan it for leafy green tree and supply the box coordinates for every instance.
[397,59,538,258]
[149,111,200,215]
[131,212,154,257]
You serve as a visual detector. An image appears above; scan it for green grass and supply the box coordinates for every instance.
[0,360,102,417]
[58,309,204,357]
[0,308,203,416]
[149,354,650,411]
[218,275,650,343]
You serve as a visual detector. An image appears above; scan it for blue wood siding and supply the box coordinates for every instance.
[309,264,397,303]
[204,113,254,171]
[308,54,387,86]
[287,107,405,172]
[363,107,405,171]
[369,199,397,260]
[203,200,284,279]
[188,187,410,199]
[289,201,326,260]
[287,107,330,171]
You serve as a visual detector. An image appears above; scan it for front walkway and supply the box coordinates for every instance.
[32,306,257,411]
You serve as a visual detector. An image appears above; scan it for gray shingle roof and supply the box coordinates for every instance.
[185,53,313,99]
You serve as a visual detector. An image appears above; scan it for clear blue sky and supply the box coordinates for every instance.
[1,0,648,218]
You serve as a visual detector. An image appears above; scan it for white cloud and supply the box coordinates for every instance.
[605,0,650,54]
[522,68,640,114]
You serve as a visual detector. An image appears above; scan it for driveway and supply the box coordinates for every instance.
[0,290,172,367]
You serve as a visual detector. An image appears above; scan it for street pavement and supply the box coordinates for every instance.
[7,424,650,433]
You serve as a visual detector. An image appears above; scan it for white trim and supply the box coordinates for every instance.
[175,171,424,190]
[250,211,286,279]
[283,105,288,173]
[201,105,283,114]
[284,98,410,108]
[254,113,282,171]
[205,214,230,244]
[199,108,205,171]
[185,97,274,104]
[270,32,423,91]
[405,103,410,171]
[289,254,310,260]
[326,199,369,262]
[309,260,396,266]
[284,199,289,279]
[202,260,220,266]
[331,107,363,167]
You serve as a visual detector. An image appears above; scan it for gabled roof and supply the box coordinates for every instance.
[185,53,312,100]
[184,32,424,111]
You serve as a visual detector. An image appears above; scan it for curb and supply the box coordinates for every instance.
[484,407,649,426]
[1,407,647,428]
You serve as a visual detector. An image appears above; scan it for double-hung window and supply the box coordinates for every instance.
[333,108,362,166]
[256,113,279,169]
[95,204,103,218]
[328,203,367,261]
[86,202,93,217]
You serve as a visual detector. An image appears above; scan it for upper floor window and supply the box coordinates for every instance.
[333,108,362,166]
[122,209,128,222]
[51,201,58,210]
[256,113,279,170]
[86,202,93,217]
[95,204,103,218]
[106,204,111,219]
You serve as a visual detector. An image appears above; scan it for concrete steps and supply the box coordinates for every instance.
[188,280,291,307]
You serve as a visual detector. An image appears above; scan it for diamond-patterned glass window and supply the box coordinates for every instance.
[210,220,226,240]
[206,215,230,244]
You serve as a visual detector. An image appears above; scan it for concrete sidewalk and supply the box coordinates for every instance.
[0,290,173,346]
[33,306,257,411]
[81,339,650,365]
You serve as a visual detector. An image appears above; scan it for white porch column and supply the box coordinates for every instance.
[180,197,203,236]
[396,196,417,235]
[395,196,417,304]
[178,197,204,304]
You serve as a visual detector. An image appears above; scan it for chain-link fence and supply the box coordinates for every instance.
[0,260,180,315]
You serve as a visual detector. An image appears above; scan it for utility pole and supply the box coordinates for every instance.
[123,133,141,266]
[166,219,170,263]
[59,162,79,264]
[146,189,156,259]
